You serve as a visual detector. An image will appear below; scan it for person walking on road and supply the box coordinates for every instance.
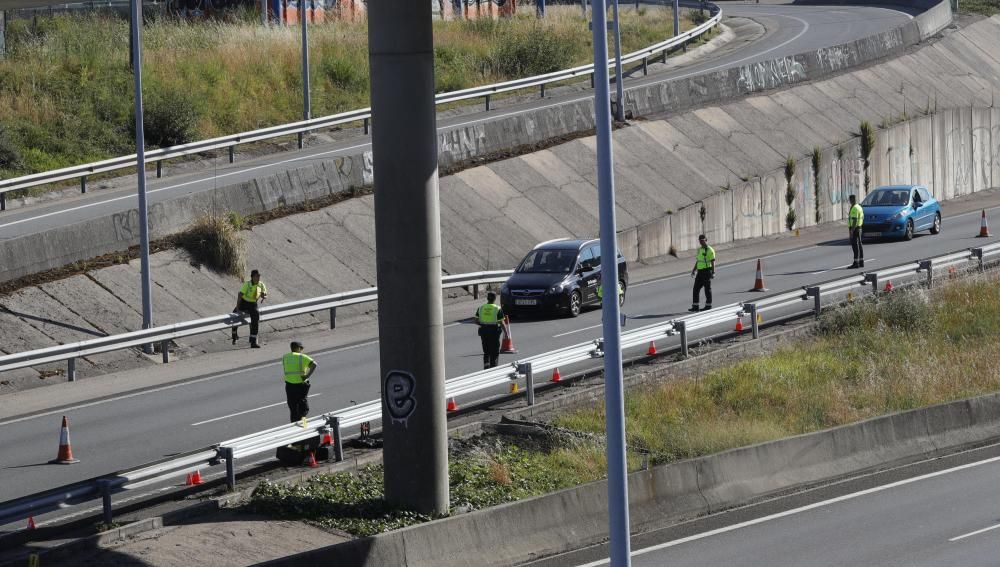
[475,292,510,369]
[232,269,268,348]
[283,341,317,427]
[848,194,865,269]
[690,234,716,312]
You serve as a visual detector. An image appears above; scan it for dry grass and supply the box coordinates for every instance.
[174,214,247,277]
[554,275,1000,468]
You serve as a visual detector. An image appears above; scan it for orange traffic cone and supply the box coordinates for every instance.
[51,416,79,464]
[977,209,991,237]
[26,516,36,530]
[306,451,319,468]
[189,470,203,485]
[551,367,562,383]
[748,259,768,292]
[948,266,957,279]
[735,316,744,333]
[320,431,333,446]
[500,316,517,354]
[447,397,458,412]
[647,341,657,355]
[883,280,893,293]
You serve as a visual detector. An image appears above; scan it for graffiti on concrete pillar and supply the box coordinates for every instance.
[383,370,417,427]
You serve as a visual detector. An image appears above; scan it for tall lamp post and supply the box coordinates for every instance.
[130,0,153,349]
[592,0,631,565]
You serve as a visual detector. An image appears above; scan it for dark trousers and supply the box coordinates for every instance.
[850,227,864,263]
[285,381,310,423]
[692,270,713,307]
[232,298,260,343]
[479,326,502,369]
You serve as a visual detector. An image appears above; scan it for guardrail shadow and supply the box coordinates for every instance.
[0,307,105,338]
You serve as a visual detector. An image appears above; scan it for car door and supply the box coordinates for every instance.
[578,246,601,304]
[910,188,930,230]
[917,187,937,228]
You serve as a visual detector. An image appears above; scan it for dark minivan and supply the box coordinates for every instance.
[500,238,628,318]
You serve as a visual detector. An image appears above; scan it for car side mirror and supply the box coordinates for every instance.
[576,265,586,274]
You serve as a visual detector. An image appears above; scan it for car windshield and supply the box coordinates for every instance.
[862,189,910,207]
[516,249,577,274]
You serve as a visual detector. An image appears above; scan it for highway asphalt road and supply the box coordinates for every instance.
[1,202,996,528]
[0,2,916,241]
[528,441,1000,567]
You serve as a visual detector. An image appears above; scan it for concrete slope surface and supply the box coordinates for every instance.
[0,11,997,391]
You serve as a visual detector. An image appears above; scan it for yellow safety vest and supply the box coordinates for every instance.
[282,352,314,384]
[596,282,623,299]
[240,280,267,303]
[477,303,501,325]
[849,204,864,228]
[696,245,716,270]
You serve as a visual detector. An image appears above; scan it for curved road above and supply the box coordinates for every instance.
[0,2,915,241]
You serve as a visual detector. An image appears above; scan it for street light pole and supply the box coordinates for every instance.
[611,0,624,122]
[301,1,312,123]
[591,1,631,565]
[130,0,153,349]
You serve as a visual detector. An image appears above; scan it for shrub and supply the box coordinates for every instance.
[138,85,202,148]
[483,23,574,78]
[175,214,246,277]
[818,288,930,336]
[0,126,23,170]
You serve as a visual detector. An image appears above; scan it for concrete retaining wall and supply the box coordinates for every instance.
[258,391,1000,567]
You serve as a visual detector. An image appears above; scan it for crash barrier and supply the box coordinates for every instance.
[0,270,512,380]
[0,2,721,210]
[3,240,998,530]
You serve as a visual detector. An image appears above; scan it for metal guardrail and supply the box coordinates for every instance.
[4,241,998,530]
[0,3,721,208]
[0,269,512,378]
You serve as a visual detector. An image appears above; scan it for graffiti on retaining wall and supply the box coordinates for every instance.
[113,202,168,242]
[332,150,375,188]
[439,125,488,163]
[816,45,855,73]
[827,149,861,206]
[972,124,992,191]
[735,57,806,94]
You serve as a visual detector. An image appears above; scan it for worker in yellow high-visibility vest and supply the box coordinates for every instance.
[283,341,317,427]
[475,292,510,369]
[690,234,716,312]
[232,269,268,348]
[596,281,624,305]
[848,194,865,269]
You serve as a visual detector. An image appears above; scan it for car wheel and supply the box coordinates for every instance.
[903,219,914,241]
[617,279,626,306]
[568,291,582,318]
[930,213,941,235]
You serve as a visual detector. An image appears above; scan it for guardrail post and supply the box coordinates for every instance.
[864,273,879,295]
[0,192,5,211]
[297,132,304,149]
[223,447,236,491]
[677,320,688,358]
[485,94,491,112]
[972,247,985,272]
[747,303,759,339]
[228,146,235,164]
[329,307,337,329]
[67,357,76,382]
[642,56,648,76]
[805,286,821,318]
[331,416,343,462]
[473,284,479,300]
[590,73,595,89]
[161,340,169,363]
[155,161,162,179]
[81,176,87,194]
[540,83,546,98]
[98,479,113,525]
[519,362,534,406]
[919,259,933,288]
[364,117,370,135]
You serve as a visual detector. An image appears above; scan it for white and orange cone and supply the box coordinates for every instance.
[51,416,79,465]
[977,209,991,238]
[500,315,517,354]
[748,259,768,292]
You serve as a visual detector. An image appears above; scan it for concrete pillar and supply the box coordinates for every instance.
[368,0,449,516]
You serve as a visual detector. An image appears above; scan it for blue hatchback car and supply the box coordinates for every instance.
[860,185,942,241]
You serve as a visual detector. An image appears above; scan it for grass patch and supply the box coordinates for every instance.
[173,214,246,277]
[0,6,692,188]
[959,0,1000,16]
[555,276,1000,466]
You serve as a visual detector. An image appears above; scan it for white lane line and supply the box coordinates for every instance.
[811,259,876,275]
[553,323,603,338]
[0,142,371,230]
[190,393,322,427]
[950,522,1000,542]
[576,454,1000,567]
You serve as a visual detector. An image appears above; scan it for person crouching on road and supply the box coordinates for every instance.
[476,292,510,369]
[690,234,716,312]
[232,269,267,348]
[283,341,317,427]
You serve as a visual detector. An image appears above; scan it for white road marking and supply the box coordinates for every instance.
[553,323,603,338]
[950,522,1000,542]
[190,393,322,427]
[575,454,1000,566]
[811,259,877,274]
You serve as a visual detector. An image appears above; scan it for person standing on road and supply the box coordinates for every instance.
[232,269,268,348]
[690,234,716,312]
[475,292,510,369]
[283,341,317,427]
[848,194,865,269]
